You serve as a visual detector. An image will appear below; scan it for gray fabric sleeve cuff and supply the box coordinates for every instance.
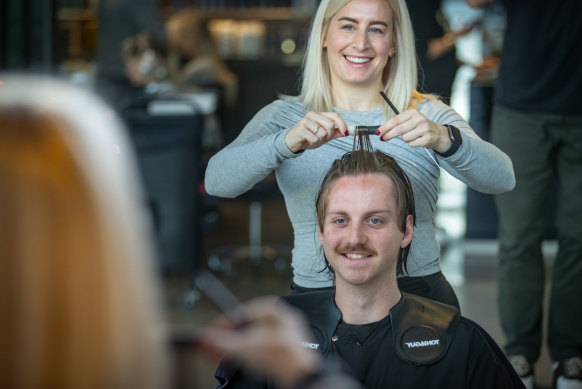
[274,128,304,159]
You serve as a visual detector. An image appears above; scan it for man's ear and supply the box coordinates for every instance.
[318,226,324,245]
[400,215,414,248]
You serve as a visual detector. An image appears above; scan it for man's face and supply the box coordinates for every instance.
[318,173,413,288]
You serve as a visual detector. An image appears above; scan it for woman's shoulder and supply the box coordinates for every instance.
[416,97,457,122]
[417,96,449,111]
[256,98,302,112]
[251,98,306,128]
[269,98,306,114]
[272,97,305,110]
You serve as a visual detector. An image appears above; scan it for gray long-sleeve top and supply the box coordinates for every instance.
[205,98,515,288]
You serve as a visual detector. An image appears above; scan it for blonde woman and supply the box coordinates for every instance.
[0,76,170,389]
[205,0,515,308]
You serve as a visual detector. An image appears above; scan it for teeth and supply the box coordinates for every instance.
[346,56,370,64]
[345,253,369,259]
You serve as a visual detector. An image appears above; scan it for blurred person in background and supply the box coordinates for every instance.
[164,7,239,150]
[465,1,582,388]
[121,32,170,93]
[165,8,237,104]
[95,0,165,109]
[406,0,475,105]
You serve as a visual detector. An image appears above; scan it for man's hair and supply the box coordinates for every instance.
[315,133,416,275]
[298,0,429,117]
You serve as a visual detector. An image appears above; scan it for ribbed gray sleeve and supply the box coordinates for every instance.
[424,100,515,193]
[205,100,305,197]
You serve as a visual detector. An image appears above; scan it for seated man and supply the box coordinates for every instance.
[216,135,524,388]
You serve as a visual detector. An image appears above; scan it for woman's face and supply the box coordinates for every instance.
[323,0,395,91]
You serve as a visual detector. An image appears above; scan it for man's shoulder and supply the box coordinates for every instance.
[455,316,514,361]
[278,291,340,355]
[449,317,526,388]
[279,290,338,320]
[391,293,460,365]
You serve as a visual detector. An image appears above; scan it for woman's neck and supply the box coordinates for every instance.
[331,81,385,111]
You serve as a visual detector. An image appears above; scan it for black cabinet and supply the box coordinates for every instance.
[123,108,203,271]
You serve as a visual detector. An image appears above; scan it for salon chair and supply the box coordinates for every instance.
[182,176,291,309]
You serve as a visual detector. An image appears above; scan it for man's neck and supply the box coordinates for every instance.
[334,280,401,325]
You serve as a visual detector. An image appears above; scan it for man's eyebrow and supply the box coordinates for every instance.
[326,209,392,217]
[326,210,349,217]
[365,209,392,218]
[336,16,389,27]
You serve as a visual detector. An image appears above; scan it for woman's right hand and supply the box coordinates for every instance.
[285,111,348,153]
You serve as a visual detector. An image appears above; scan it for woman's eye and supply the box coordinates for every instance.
[333,218,347,225]
[368,27,383,34]
[341,24,355,31]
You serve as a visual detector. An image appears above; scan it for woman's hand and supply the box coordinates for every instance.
[285,111,348,153]
[377,109,452,153]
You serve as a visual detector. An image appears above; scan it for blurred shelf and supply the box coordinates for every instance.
[163,7,307,20]
[206,7,291,20]
[58,6,307,22]
[56,8,96,21]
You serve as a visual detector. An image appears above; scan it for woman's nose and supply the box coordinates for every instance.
[352,30,369,50]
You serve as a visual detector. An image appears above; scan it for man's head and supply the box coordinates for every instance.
[316,137,415,284]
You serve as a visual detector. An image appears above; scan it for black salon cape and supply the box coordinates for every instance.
[214,292,524,389]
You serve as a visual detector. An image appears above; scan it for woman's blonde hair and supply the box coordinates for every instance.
[299,0,431,117]
[0,77,170,389]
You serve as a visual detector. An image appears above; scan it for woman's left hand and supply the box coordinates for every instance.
[377,109,452,153]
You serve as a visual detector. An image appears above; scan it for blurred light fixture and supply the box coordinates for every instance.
[281,38,296,55]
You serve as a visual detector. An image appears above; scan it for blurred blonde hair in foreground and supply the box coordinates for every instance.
[0,76,170,388]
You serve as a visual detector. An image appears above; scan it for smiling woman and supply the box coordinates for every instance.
[323,0,396,96]
[204,0,515,308]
